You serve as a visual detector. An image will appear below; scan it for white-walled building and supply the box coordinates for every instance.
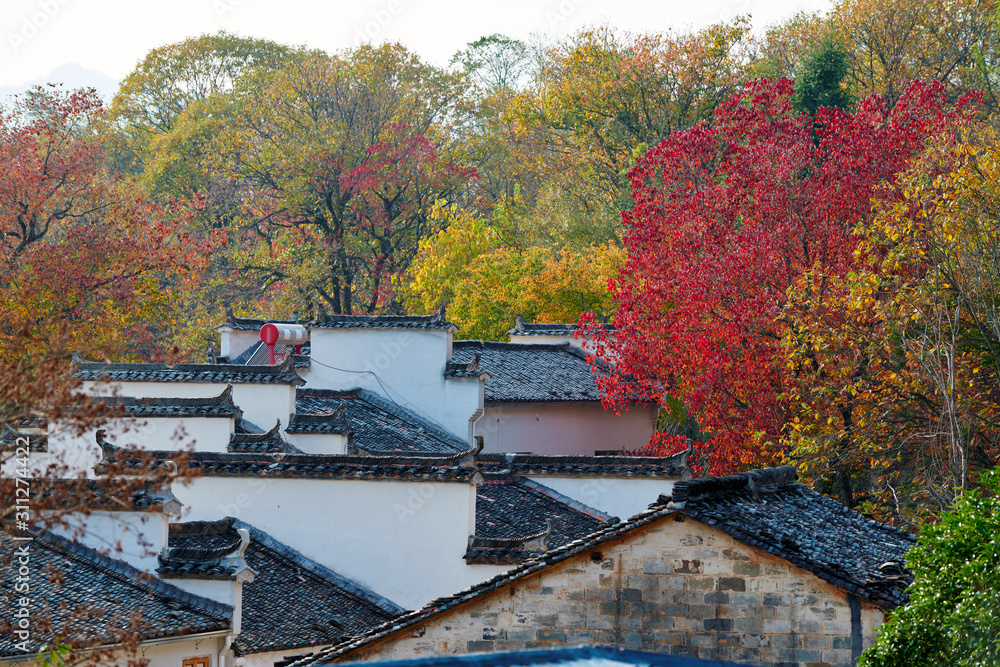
[1,311,693,666]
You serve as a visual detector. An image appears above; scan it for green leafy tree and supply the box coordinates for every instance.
[861,469,1000,666]
[793,35,853,115]
[450,34,531,91]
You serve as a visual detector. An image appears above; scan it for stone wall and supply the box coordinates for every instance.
[335,514,886,667]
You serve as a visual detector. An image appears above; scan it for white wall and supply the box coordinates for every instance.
[58,417,232,453]
[2,415,234,479]
[82,381,297,444]
[173,476,486,609]
[169,579,241,612]
[304,329,480,440]
[229,385,296,434]
[140,637,230,667]
[51,510,168,574]
[85,381,225,398]
[219,329,261,361]
[285,432,348,454]
[524,475,677,522]
[476,403,657,456]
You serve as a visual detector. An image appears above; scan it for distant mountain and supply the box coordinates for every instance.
[0,63,119,105]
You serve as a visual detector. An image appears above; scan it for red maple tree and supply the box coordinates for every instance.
[585,79,959,473]
[0,86,222,359]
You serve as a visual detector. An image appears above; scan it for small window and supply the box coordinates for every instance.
[183,657,210,667]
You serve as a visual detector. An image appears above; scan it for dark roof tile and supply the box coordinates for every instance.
[0,531,230,657]
[104,450,483,483]
[670,466,915,609]
[466,477,616,564]
[477,453,686,478]
[77,357,304,386]
[229,421,297,454]
[310,312,455,331]
[297,466,915,665]
[451,342,603,403]
[159,518,404,655]
[295,389,466,453]
[99,386,242,419]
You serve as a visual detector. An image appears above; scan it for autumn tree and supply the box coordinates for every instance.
[0,87,219,359]
[830,0,1000,111]
[783,115,1000,519]
[512,20,757,214]
[0,90,204,666]
[107,32,291,177]
[589,79,957,476]
[451,34,531,92]
[216,44,475,315]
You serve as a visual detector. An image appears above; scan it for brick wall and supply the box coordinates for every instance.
[336,513,886,667]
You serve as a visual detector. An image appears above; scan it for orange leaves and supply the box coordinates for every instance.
[0,87,224,361]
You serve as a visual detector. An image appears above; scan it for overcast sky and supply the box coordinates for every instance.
[0,0,833,92]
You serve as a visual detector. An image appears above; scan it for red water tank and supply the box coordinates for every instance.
[260,323,309,364]
[260,323,309,346]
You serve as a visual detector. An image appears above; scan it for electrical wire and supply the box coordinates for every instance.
[306,357,464,447]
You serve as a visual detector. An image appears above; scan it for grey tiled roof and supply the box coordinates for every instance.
[231,341,311,368]
[219,313,300,331]
[286,413,353,435]
[99,386,242,419]
[506,318,615,338]
[670,466,915,609]
[295,389,467,453]
[295,466,914,665]
[310,312,456,331]
[156,518,404,654]
[77,357,305,385]
[1,423,46,451]
[451,341,604,403]
[0,531,231,657]
[29,478,181,513]
[229,421,296,454]
[466,477,617,564]
[107,450,484,483]
[477,453,687,478]
[507,323,581,337]
[234,520,403,654]
[157,517,253,579]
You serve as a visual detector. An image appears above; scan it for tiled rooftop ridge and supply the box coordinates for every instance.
[98,385,243,419]
[477,452,687,477]
[290,465,918,664]
[229,420,297,454]
[310,306,455,331]
[77,355,305,385]
[295,388,468,453]
[33,530,234,620]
